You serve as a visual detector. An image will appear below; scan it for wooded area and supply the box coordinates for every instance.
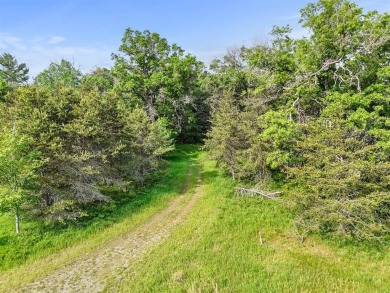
[0,0,389,243]
[205,0,389,241]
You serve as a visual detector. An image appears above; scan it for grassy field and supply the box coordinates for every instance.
[0,145,389,292]
[105,153,390,293]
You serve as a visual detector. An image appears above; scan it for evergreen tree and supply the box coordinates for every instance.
[0,53,29,86]
[205,93,245,180]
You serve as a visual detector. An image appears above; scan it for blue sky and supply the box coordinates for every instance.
[0,0,389,78]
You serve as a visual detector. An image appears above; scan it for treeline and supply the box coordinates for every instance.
[0,0,389,242]
[0,30,209,231]
[205,0,389,241]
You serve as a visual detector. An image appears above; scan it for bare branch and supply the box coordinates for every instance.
[235,187,281,200]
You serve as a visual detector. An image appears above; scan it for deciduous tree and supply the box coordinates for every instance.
[0,128,42,233]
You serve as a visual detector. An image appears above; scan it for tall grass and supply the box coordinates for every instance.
[107,155,390,293]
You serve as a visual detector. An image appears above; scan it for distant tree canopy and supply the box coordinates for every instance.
[81,67,114,93]
[112,28,209,142]
[205,0,390,241]
[35,59,82,89]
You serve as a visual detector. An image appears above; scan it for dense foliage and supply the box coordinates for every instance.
[0,30,207,231]
[112,29,209,142]
[0,0,388,243]
[205,0,389,241]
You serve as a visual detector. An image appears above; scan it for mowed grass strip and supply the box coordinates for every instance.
[0,145,200,291]
[107,155,390,293]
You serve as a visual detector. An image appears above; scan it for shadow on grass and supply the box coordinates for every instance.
[201,170,219,184]
[165,144,200,160]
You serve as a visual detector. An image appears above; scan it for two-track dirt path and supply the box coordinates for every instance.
[12,167,202,293]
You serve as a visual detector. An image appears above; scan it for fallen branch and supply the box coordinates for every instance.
[235,187,281,200]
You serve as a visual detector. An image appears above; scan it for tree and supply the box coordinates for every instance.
[0,78,10,100]
[2,83,175,222]
[288,119,390,240]
[205,93,245,180]
[81,67,114,93]
[112,28,207,140]
[113,28,176,120]
[121,108,174,186]
[204,0,390,241]
[0,128,42,233]
[299,0,389,92]
[35,59,82,89]
[207,46,251,106]
[158,54,207,141]
[4,86,107,221]
[0,53,29,86]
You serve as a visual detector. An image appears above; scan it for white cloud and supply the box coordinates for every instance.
[0,34,113,80]
[47,36,66,45]
[0,35,27,50]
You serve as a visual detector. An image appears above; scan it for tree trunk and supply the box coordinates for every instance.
[15,210,20,234]
[145,93,157,122]
[231,169,236,181]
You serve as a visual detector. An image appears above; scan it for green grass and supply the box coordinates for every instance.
[105,154,390,293]
[1,146,389,292]
[0,144,199,272]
